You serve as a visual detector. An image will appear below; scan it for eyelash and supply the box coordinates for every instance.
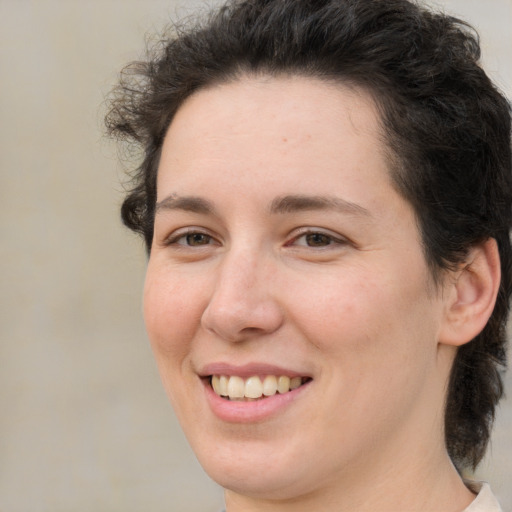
[164,228,347,250]
[164,229,218,247]
[287,229,348,249]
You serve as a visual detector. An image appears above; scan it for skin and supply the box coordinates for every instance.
[144,75,483,511]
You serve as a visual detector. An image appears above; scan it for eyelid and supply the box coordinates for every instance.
[286,227,350,248]
[159,225,350,249]
[163,226,220,247]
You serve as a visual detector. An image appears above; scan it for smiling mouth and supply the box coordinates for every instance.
[210,375,312,401]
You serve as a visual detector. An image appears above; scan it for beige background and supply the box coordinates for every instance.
[1,1,510,511]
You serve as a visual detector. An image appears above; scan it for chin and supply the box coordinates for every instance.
[192,434,320,501]
[210,465,312,501]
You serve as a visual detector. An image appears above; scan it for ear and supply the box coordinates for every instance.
[439,238,501,347]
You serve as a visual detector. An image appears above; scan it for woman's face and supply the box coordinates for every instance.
[144,76,451,500]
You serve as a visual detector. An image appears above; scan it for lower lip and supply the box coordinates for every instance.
[203,379,311,423]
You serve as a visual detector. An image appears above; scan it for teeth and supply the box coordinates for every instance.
[219,375,229,396]
[277,376,290,394]
[212,375,221,395]
[227,376,245,399]
[290,376,302,390]
[262,375,277,396]
[211,374,307,400]
[245,376,263,399]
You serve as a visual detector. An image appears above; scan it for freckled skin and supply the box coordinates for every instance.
[144,76,475,511]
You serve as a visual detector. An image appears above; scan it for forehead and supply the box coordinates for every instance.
[158,75,391,195]
[169,74,382,137]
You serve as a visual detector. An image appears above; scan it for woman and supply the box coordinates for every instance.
[106,0,512,510]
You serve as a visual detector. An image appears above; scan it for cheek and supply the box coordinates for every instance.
[285,269,383,344]
[287,263,437,371]
[288,268,439,439]
[143,268,204,362]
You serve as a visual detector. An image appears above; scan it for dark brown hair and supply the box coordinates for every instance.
[106,0,512,471]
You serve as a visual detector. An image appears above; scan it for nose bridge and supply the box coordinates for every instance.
[223,244,260,291]
[201,243,282,341]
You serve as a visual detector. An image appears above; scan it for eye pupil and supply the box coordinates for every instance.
[306,233,331,246]
[186,233,210,246]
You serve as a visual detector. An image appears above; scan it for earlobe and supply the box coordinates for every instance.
[439,238,501,347]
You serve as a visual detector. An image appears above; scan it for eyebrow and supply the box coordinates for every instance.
[155,195,214,214]
[155,193,371,217]
[269,194,371,217]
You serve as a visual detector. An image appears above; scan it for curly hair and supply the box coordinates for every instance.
[106,0,512,471]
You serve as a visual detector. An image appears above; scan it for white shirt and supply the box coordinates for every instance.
[464,482,502,512]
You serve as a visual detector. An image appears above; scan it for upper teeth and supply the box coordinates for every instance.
[211,375,303,400]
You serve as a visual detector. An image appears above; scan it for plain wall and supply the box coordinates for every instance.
[1,1,510,511]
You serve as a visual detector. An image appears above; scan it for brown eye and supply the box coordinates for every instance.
[305,233,332,247]
[185,233,212,246]
[288,229,348,250]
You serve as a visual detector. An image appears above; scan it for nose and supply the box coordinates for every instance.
[201,251,284,342]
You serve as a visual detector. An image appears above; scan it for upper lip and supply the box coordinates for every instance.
[198,362,311,379]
